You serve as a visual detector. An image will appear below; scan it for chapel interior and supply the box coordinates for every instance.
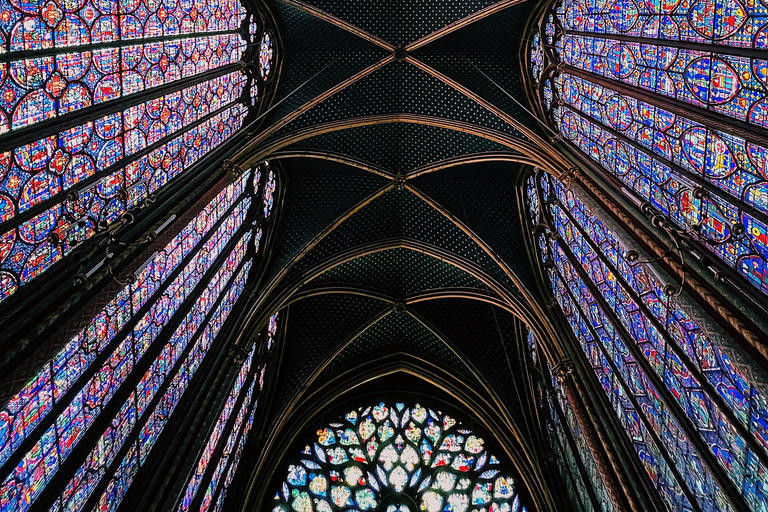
[0,0,767,511]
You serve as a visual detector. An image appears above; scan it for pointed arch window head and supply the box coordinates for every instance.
[0,0,279,304]
[529,0,768,303]
[273,402,528,512]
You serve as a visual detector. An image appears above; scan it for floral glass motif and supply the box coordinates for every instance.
[534,0,768,300]
[0,168,258,512]
[526,171,768,511]
[264,168,276,218]
[0,0,263,303]
[273,402,528,512]
[259,32,274,81]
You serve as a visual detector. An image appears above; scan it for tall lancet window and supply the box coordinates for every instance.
[0,0,274,303]
[272,402,528,512]
[526,169,768,512]
[529,0,768,301]
[0,160,278,512]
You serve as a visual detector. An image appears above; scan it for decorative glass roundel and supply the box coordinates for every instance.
[273,402,528,512]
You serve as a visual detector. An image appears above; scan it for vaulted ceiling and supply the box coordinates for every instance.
[232,2,567,508]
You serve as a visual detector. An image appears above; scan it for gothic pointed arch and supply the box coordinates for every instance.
[524,3,768,509]
[0,3,283,500]
[271,401,529,512]
[0,0,280,304]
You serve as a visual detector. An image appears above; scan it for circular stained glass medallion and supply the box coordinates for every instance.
[272,402,528,512]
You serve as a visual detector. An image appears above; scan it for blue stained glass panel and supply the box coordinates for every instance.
[526,170,768,511]
[0,172,250,473]
[0,171,252,512]
[82,252,253,512]
[0,0,264,302]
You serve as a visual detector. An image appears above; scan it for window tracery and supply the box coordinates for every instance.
[530,0,768,300]
[526,169,768,511]
[0,159,277,511]
[263,165,276,218]
[266,313,278,351]
[259,31,274,81]
[273,402,528,512]
[0,0,276,303]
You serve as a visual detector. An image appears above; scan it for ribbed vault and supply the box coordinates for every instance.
[228,2,573,511]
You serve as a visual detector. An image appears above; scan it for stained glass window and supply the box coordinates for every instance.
[530,33,544,84]
[526,169,768,511]
[209,399,258,512]
[273,402,528,512]
[254,164,263,195]
[259,31,274,81]
[547,367,613,512]
[526,328,608,512]
[526,329,537,365]
[0,156,275,511]
[178,342,259,512]
[263,167,276,218]
[0,0,273,303]
[531,0,768,300]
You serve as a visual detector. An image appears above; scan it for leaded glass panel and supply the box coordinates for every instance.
[273,402,528,512]
[0,155,273,511]
[532,0,768,302]
[526,169,768,511]
[0,0,272,302]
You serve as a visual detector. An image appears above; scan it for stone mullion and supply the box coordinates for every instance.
[535,179,673,512]
[563,29,766,60]
[2,95,245,234]
[554,99,768,231]
[562,64,768,149]
[0,30,239,63]
[571,167,768,366]
[203,361,260,511]
[184,349,258,512]
[548,386,603,512]
[29,222,252,512]
[0,62,242,152]
[79,252,253,512]
[552,362,634,512]
[0,189,248,481]
[549,259,703,512]
[552,232,749,511]
[554,194,768,472]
